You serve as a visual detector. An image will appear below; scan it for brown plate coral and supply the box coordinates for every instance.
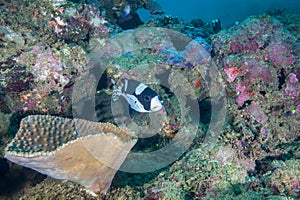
[5,115,137,194]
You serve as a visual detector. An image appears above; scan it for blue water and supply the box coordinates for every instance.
[138,0,300,26]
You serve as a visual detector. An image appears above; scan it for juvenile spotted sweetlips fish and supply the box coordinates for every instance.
[112,79,163,113]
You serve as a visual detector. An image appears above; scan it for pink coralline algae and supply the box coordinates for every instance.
[285,73,299,97]
[17,46,70,94]
[235,83,246,92]
[297,104,300,112]
[236,92,250,107]
[11,45,78,113]
[224,67,239,82]
[246,102,268,124]
[212,16,297,57]
[211,15,300,184]
[266,41,295,67]
[49,4,110,41]
[212,16,298,108]
[243,59,274,83]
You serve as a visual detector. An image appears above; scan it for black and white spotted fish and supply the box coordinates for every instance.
[112,79,163,113]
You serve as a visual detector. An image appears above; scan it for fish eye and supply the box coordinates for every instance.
[144,95,151,102]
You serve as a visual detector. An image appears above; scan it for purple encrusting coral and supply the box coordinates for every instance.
[212,15,300,197]
[212,15,299,109]
[3,44,88,114]
[266,41,296,67]
[17,46,70,94]
[246,102,268,124]
[285,73,300,97]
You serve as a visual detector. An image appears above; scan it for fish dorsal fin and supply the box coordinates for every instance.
[135,83,148,95]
